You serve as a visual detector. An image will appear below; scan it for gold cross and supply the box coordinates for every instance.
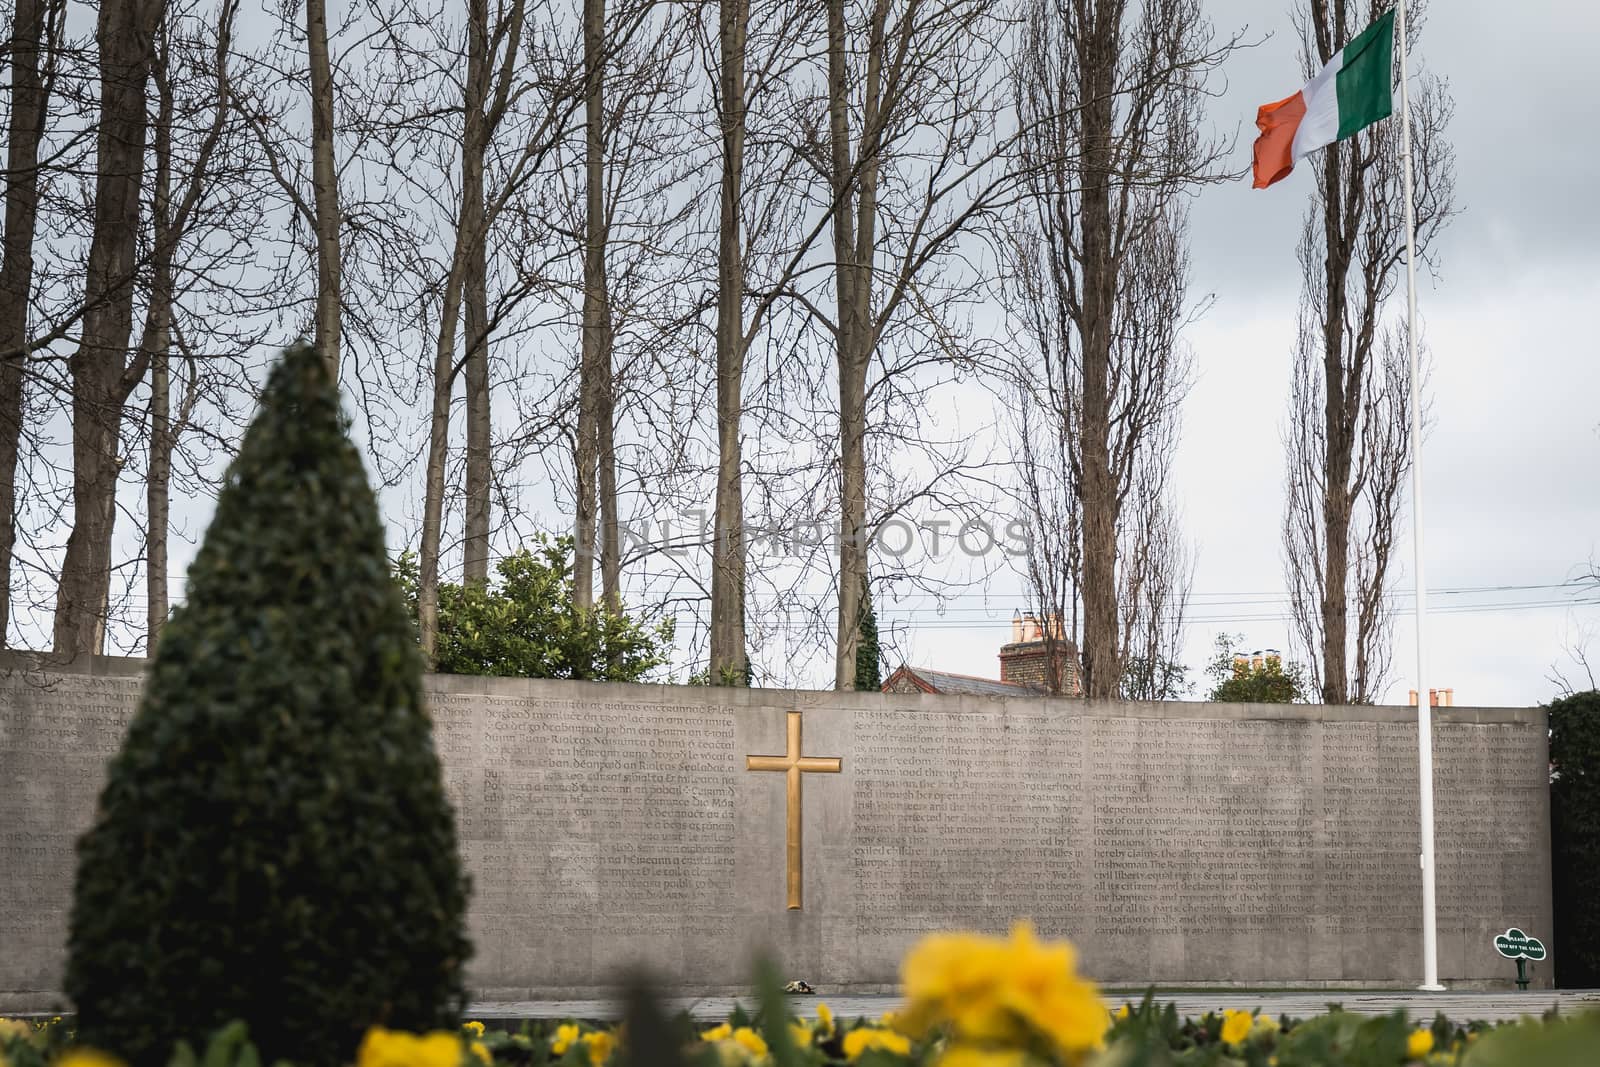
[745,711,842,910]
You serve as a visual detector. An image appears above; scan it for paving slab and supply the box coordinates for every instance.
[466,991,1600,1026]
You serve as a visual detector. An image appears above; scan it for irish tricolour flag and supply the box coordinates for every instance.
[1252,9,1395,188]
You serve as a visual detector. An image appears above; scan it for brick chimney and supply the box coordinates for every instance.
[999,624,1081,695]
[1408,688,1456,707]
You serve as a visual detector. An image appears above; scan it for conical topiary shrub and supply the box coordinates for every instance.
[65,344,471,1066]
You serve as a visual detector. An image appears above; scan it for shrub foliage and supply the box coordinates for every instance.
[64,345,471,1066]
[853,578,880,692]
[395,536,670,681]
[1550,688,1600,987]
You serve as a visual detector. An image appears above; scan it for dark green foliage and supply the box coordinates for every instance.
[396,536,671,681]
[1550,689,1600,987]
[854,578,881,691]
[1205,633,1308,703]
[65,345,471,1067]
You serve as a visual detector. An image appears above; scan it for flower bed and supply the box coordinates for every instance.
[4,925,1596,1067]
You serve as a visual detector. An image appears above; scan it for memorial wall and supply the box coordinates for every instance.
[0,652,1553,1009]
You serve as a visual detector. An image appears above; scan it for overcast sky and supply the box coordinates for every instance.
[884,0,1600,707]
[107,0,1599,705]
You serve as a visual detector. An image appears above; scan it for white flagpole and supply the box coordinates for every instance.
[1394,0,1443,992]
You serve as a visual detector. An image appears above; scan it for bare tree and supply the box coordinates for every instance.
[1282,0,1454,704]
[806,0,1019,689]
[52,0,168,657]
[306,0,342,373]
[0,0,66,646]
[1007,0,1229,699]
[140,0,239,649]
[457,0,499,587]
[706,0,751,683]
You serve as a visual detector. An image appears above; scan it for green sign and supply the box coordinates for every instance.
[1494,928,1547,961]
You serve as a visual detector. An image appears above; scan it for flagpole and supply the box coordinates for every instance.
[1394,0,1443,992]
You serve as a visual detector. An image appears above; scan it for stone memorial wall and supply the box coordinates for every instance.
[0,653,1552,1009]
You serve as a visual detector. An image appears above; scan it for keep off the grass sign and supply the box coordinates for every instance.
[1494,928,1547,961]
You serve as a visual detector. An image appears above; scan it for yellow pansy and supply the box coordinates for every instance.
[551,1023,583,1056]
[463,1022,486,1039]
[730,1028,768,1058]
[1113,1005,1130,1021]
[0,1020,31,1042]
[932,1046,1029,1067]
[817,1003,836,1037]
[788,1020,814,1048]
[899,922,1109,1056]
[1407,1028,1434,1058]
[469,1042,491,1066]
[1251,1014,1281,1037]
[879,1011,898,1030]
[1219,1010,1253,1047]
[700,1023,733,1043]
[581,1031,616,1067]
[356,1029,462,1067]
[841,1028,912,1061]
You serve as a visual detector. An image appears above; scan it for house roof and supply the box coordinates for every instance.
[882,664,1042,698]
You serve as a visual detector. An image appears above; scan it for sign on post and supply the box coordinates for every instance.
[1494,928,1546,990]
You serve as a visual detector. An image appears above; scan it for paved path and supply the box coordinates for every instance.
[468,990,1600,1025]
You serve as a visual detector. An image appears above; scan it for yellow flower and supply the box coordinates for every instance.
[1251,1014,1281,1037]
[700,1023,733,1043]
[581,1031,616,1067]
[817,1003,836,1037]
[1113,1005,1130,1021]
[931,1046,1029,1067]
[469,1042,491,1066]
[788,1020,814,1048]
[1407,1028,1434,1059]
[879,1011,898,1030]
[899,922,1108,1056]
[842,1028,911,1061]
[0,1020,31,1042]
[730,1028,768,1058]
[551,1023,583,1056]
[1219,1010,1253,1047]
[355,1029,462,1067]
[463,1022,486,1039]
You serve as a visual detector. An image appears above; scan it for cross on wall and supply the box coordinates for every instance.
[745,711,842,910]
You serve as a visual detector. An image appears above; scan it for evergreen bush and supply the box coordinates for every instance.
[64,345,471,1066]
[853,578,880,691]
[1550,689,1600,987]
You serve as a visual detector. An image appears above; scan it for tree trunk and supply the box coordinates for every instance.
[142,27,175,651]
[598,313,620,614]
[53,0,165,658]
[828,0,885,690]
[306,0,341,375]
[1075,2,1121,701]
[461,0,491,586]
[1316,58,1354,706]
[708,0,749,683]
[0,0,56,647]
[418,250,469,665]
[573,0,607,613]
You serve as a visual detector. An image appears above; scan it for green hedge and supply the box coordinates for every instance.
[1551,689,1600,987]
[63,345,471,1067]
